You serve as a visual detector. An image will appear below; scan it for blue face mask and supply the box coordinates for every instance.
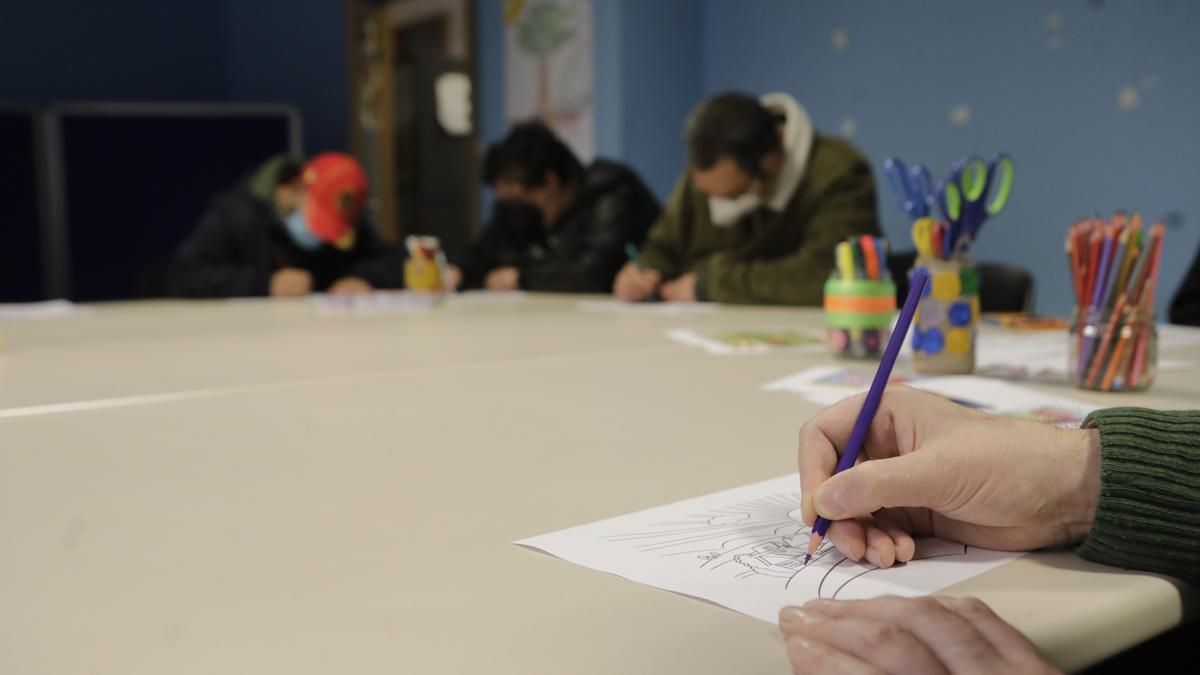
[284,208,324,250]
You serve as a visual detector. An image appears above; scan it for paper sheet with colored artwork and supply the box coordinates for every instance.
[516,475,1022,623]
[577,300,718,315]
[763,367,1098,427]
[311,291,444,314]
[666,328,824,355]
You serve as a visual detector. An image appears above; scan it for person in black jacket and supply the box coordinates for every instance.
[168,153,405,298]
[1170,239,1200,325]
[448,122,660,293]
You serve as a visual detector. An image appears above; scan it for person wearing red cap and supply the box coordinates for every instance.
[168,152,405,297]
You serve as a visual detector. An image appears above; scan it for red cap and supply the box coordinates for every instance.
[301,153,367,247]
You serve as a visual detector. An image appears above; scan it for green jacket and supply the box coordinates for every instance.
[1078,408,1200,586]
[637,133,881,305]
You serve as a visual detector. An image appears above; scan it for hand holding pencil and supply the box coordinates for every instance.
[796,387,1102,567]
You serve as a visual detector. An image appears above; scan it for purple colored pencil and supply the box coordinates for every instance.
[1089,232,1115,311]
[805,269,931,565]
[1078,231,1116,374]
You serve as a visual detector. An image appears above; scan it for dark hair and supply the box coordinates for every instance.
[276,158,304,186]
[481,121,583,188]
[684,92,782,179]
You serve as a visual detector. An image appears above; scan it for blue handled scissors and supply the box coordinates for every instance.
[883,157,937,222]
[938,152,1014,251]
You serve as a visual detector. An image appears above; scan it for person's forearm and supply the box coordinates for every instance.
[1077,408,1200,585]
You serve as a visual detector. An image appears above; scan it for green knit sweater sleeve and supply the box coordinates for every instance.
[635,175,692,281]
[1076,407,1200,586]
[695,137,880,306]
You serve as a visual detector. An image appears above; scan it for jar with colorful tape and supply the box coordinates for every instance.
[911,255,979,374]
[823,277,897,359]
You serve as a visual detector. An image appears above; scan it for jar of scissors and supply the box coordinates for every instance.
[883,153,1014,374]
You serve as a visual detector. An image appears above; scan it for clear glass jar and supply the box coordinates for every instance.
[1069,306,1157,391]
[823,277,896,360]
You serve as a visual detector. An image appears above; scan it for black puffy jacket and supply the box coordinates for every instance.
[457,159,660,292]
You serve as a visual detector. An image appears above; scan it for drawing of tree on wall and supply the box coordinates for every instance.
[515,1,576,121]
[504,0,595,161]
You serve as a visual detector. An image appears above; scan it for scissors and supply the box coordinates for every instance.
[883,157,937,222]
[938,152,1014,251]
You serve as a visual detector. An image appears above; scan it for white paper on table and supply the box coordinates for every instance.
[762,365,924,406]
[517,475,1022,623]
[577,300,718,315]
[665,327,824,355]
[1158,323,1200,349]
[447,290,528,304]
[973,327,1195,378]
[312,291,444,314]
[0,300,91,321]
[763,368,1099,427]
[913,376,1097,427]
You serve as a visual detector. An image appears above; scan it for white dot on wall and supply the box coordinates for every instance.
[1141,74,1160,89]
[1118,85,1140,110]
[839,118,857,138]
[831,28,849,51]
[1045,13,1064,29]
[949,105,972,126]
[1047,36,1064,51]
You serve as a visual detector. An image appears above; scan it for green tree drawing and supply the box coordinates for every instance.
[516,2,576,121]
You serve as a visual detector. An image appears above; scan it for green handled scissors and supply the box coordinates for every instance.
[938,152,1014,249]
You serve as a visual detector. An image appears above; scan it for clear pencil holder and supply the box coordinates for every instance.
[1069,306,1157,392]
[911,255,979,374]
[823,277,896,359]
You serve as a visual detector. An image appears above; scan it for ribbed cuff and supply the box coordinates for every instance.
[1076,408,1200,586]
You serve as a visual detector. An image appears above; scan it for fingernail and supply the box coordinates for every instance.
[779,606,807,624]
[785,635,811,650]
[865,549,881,568]
[814,485,846,519]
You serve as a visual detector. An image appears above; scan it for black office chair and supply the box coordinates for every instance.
[886,250,917,305]
[978,262,1035,313]
[886,250,1034,313]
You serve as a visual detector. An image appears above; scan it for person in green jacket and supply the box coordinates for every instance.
[613,91,880,305]
[782,387,1199,674]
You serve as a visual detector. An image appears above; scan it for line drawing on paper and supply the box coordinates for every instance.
[605,491,969,599]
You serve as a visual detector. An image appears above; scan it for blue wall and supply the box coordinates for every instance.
[702,0,1200,316]
[223,0,350,153]
[477,0,1200,316]
[0,0,349,154]
[616,1,703,200]
[0,1,228,101]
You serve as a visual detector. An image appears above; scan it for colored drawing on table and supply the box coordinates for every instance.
[666,328,823,355]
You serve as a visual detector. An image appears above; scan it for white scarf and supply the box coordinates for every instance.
[708,92,814,226]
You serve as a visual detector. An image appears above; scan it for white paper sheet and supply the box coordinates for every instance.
[762,365,924,406]
[311,291,444,314]
[447,290,527,304]
[517,475,1022,623]
[0,300,91,321]
[972,327,1195,378]
[665,327,824,355]
[763,368,1098,427]
[577,300,717,315]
